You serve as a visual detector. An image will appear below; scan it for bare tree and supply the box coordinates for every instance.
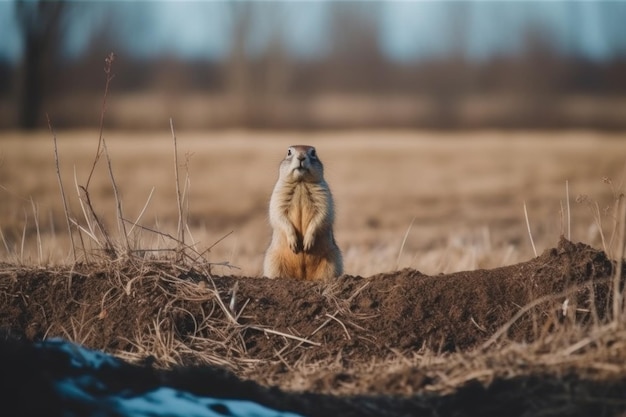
[324,2,386,92]
[224,1,253,125]
[15,0,66,129]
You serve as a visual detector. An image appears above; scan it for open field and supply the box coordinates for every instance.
[1,129,625,274]
[1,129,626,416]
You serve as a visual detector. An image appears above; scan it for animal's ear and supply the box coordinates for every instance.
[287,148,293,157]
[310,148,317,159]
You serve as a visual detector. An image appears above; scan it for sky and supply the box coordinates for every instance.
[1,1,625,64]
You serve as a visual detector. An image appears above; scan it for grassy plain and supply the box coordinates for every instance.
[0,129,624,276]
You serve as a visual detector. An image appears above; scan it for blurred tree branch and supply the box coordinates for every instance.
[16,0,66,129]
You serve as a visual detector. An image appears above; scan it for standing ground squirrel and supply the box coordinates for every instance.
[263,145,343,280]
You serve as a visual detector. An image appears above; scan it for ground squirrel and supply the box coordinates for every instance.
[263,145,343,280]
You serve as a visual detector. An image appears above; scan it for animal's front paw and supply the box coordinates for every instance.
[287,231,300,253]
[303,231,315,252]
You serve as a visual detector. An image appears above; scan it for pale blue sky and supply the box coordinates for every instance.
[0,1,625,63]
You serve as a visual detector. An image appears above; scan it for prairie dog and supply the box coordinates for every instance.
[263,145,343,280]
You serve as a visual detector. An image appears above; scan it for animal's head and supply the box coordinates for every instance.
[279,145,324,183]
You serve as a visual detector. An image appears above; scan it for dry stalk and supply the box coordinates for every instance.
[566,179,571,240]
[248,325,321,346]
[170,118,185,256]
[29,197,42,264]
[0,227,10,255]
[614,192,626,322]
[86,52,116,190]
[47,114,76,262]
[523,201,538,257]
[59,308,95,346]
[604,177,623,257]
[126,187,155,237]
[78,185,116,258]
[182,152,192,243]
[20,210,27,264]
[72,52,118,261]
[396,217,415,270]
[481,278,612,350]
[594,201,608,253]
[73,168,104,258]
[102,138,130,255]
[560,324,613,356]
[325,313,351,340]
[120,218,211,266]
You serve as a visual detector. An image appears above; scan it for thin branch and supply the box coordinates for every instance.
[74,167,94,238]
[78,185,116,258]
[86,52,116,190]
[47,113,76,262]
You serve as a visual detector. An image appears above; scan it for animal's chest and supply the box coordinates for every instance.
[287,185,317,231]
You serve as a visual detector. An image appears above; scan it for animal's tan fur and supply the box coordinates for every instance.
[263,145,343,280]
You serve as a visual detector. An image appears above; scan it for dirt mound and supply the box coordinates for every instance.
[0,239,614,363]
[2,238,626,416]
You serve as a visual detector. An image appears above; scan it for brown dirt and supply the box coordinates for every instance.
[1,238,626,416]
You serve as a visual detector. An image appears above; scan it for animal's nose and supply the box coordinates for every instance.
[297,153,306,161]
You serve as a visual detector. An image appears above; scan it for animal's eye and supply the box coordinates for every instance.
[287,149,292,157]
[310,149,317,158]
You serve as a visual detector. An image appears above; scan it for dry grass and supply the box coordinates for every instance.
[0,129,625,277]
[1,124,626,400]
[266,321,626,395]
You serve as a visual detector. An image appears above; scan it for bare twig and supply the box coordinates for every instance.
[74,52,118,260]
[47,113,76,262]
[78,185,116,258]
[86,52,116,190]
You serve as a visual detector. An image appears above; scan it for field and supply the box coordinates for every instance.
[1,129,626,415]
[1,130,625,273]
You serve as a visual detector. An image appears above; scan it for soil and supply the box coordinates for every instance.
[1,237,626,416]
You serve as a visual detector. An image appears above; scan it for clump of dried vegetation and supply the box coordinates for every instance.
[1,53,626,403]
